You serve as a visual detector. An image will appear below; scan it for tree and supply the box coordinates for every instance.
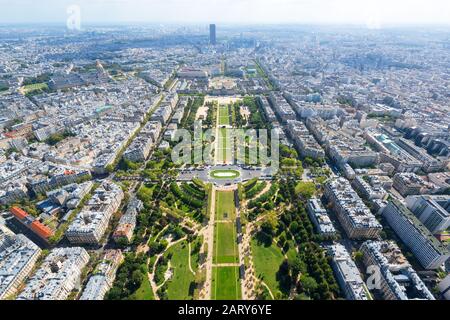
[256,229,273,247]
[280,145,298,159]
[116,237,129,247]
[295,182,316,200]
[121,159,141,171]
[148,242,165,255]
[354,251,364,264]
[294,293,311,300]
[131,270,144,288]
[290,221,299,234]
[279,233,287,246]
[276,260,292,294]
[299,275,318,296]
[137,185,153,203]
[106,286,123,300]
[290,257,307,281]
[261,219,276,237]
[172,225,184,240]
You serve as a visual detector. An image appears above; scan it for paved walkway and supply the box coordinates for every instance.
[240,218,257,300]
[242,182,272,207]
[236,205,248,300]
[261,281,275,300]
[199,185,216,300]
[188,242,195,275]
[214,263,240,267]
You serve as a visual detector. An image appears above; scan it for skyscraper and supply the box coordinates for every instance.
[209,24,216,45]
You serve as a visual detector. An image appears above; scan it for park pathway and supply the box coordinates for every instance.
[261,281,275,300]
[242,182,272,207]
[148,236,187,300]
[214,263,240,267]
[188,242,195,275]
[199,185,216,300]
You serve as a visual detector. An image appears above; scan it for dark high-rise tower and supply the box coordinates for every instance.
[209,24,216,45]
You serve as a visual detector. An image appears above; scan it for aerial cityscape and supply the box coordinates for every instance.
[0,0,450,306]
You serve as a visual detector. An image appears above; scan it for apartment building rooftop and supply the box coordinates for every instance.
[0,226,42,299]
[328,244,370,300]
[80,249,123,300]
[388,199,449,255]
[307,198,336,235]
[66,181,124,244]
[325,178,382,229]
[17,247,90,300]
[361,241,435,300]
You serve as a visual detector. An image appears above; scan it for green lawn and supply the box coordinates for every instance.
[210,169,240,180]
[286,245,298,262]
[219,128,228,145]
[131,265,155,300]
[251,239,285,298]
[164,241,198,300]
[213,190,239,264]
[212,266,241,300]
[215,191,236,221]
[22,82,48,94]
[217,127,232,163]
[217,104,233,163]
[218,105,230,126]
[214,222,239,264]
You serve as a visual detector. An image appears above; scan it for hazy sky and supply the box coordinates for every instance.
[0,0,449,26]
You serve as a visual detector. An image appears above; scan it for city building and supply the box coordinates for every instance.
[286,120,325,160]
[268,92,297,124]
[406,195,450,234]
[10,207,54,241]
[30,168,91,195]
[177,67,209,79]
[307,198,336,236]
[327,244,371,300]
[113,197,143,243]
[79,250,123,300]
[438,274,450,300]
[150,105,172,126]
[393,173,431,197]
[18,247,90,300]
[397,138,447,173]
[324,178,383,239]
[209,24,216,45]
[360,241,435,300]
[0,225,41,300]
[256,96,277,123]
[365,131,422,173]
[352,176,387,201]
[382,199,450,269]
[66,181,124,245]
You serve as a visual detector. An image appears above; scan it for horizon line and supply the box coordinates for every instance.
[1,21,450,28]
